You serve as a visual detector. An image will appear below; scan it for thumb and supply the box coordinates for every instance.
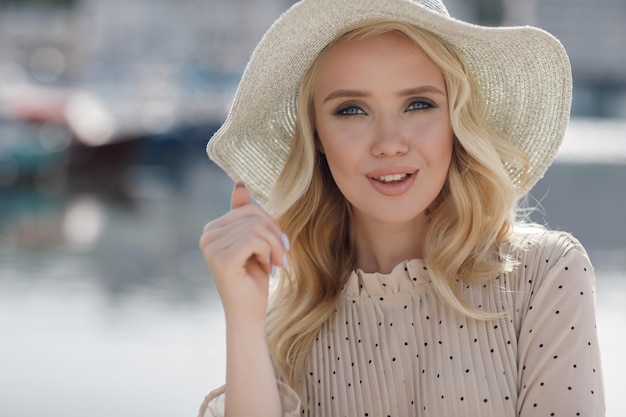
[230,181,252,210]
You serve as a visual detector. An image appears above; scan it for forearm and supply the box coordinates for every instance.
[224,317,282,417]
[200,182,287,417]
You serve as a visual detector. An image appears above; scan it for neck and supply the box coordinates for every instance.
[352,212,427,274]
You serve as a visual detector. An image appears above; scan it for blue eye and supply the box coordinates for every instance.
[335,105,366,116]
[407,100,435,111]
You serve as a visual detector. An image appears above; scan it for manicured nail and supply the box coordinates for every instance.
[271,265,277,276]
[282,253,289,269]
[235,181,246,189]
[280,233,290,251]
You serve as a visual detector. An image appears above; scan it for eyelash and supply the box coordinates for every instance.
[407,99,436,111]
[334,99,437,117]
[334,103,365,117]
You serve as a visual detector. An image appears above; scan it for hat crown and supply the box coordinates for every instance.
[411,0,450,17]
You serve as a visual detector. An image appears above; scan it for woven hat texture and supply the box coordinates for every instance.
[207,0,572,204]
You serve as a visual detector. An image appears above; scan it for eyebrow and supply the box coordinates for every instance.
[322,85,446,104]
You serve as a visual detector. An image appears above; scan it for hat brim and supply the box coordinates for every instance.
[208,0,572,204]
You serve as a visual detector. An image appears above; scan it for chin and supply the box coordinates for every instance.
[362,208,427,226]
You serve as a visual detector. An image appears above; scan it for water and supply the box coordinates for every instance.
[0,267,225,417]
[0,124,625,416]
[0,160,233,417]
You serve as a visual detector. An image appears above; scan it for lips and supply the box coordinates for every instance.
[367,167,417,182]
[372,173,410,183]
[366,168,418,196]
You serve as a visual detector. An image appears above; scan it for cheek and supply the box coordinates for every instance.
[316,126,362,172]
[323,141,357,179]
[317,135,362,197]
[420,122,454,164]
[439,133,455,165]
[434,142,454,177]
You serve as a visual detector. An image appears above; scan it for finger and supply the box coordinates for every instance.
[201,204,290,260]
[230,181,251,210]
[201,217,287,272]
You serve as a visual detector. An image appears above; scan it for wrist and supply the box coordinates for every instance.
[224,312,267,338]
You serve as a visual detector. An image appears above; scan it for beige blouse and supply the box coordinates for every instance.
[199,230,605,416]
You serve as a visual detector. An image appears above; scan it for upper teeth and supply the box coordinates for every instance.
[375,173,408,182]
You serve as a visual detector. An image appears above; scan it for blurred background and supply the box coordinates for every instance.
[0,0,624,416]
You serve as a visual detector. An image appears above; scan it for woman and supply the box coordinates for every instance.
[199,0,605,416]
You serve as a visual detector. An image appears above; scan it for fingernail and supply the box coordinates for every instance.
[282,253,289,269]
[235,181,246,189]
[280,233,290,251]
[271,265,277,276]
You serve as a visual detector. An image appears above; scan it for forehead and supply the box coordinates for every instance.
[313,31,445,92]
[324,31,426,62]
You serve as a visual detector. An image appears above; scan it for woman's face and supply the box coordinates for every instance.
[313,32,454,227]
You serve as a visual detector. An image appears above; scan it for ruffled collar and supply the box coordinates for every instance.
[342,259,431,298]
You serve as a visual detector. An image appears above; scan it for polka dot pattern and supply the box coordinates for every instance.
[199,230,605,417]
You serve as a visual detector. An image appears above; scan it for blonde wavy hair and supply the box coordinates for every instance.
[264,20,529,395]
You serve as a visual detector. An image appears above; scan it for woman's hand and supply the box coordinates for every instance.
[199,181,289,324]
[200,181,286,416]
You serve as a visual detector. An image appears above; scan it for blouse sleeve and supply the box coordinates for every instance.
[197,381,302,417]
[516,233,605,416]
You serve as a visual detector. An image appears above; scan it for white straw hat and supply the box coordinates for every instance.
[207,0,572,204]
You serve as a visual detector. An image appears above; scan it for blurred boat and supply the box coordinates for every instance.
[0,79,225,190]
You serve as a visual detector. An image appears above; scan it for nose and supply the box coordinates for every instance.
[371,114,409,157]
